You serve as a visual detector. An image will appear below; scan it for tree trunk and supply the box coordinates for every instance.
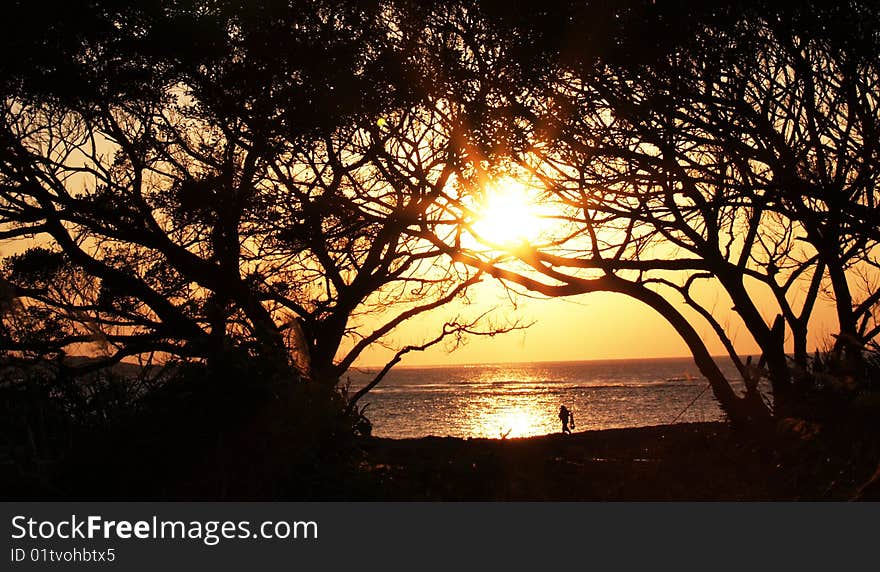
[716,266,793,410]
[614,279,773,428]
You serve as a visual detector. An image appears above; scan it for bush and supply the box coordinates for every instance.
[0,356,365,499]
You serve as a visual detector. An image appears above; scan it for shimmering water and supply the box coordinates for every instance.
[346,357,750,439]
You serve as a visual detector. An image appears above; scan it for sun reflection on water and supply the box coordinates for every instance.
[465,392,560,438]
[356,358,735,439]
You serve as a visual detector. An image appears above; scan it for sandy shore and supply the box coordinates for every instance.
[354,422,873,500]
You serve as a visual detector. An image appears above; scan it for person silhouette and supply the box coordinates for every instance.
[558,405,574,434]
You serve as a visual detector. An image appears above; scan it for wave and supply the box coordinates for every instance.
[364,378,723,395]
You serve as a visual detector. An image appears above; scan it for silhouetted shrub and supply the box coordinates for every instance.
[0,357,365,499]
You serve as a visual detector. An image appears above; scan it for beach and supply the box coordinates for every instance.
[353,422,877,501]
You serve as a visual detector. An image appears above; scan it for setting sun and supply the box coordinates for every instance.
[471,178,544,247]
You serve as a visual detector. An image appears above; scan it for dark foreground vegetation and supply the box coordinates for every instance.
[358,421,880,501]
[6,410,880,500]
[1,360,366,499]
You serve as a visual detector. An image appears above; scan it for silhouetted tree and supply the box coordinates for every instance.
[415,0,880,426]
[0,0,524,497]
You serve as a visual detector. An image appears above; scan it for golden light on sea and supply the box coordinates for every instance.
[465,392,559,438]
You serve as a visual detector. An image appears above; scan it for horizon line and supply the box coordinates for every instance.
[349,353,745,371]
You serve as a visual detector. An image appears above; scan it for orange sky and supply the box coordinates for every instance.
[351,278,841,368]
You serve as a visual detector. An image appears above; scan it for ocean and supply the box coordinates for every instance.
[347,357,750,439]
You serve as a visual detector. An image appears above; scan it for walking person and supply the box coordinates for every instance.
[558,405,575,434]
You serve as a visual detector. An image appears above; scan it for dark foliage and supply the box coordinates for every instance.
[0,357,367,499]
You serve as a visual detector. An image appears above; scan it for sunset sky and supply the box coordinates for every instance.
[0,178,842,372]
[354,279,841,368]
[0,196,840,371]
[350,176,842,369]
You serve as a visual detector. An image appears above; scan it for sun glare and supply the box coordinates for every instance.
[473,402,552,439]
[471,178,544,247]
[492,409,538,438]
